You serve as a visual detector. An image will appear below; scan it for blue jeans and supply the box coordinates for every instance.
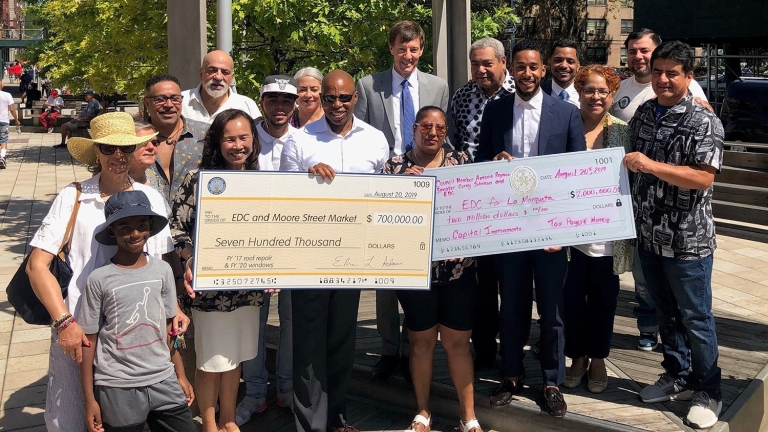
[242,291,293,402]
[633,247,658,333]
[638,250,721,400]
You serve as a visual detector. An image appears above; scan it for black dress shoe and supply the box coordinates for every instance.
[399,355,412,383]
[490,373,525,407]
[371,355,399,381]
[543,387,567,418]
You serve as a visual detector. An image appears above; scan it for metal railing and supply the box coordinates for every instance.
[0,28,45,40]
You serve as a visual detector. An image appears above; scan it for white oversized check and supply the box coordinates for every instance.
[428,147,636,260]
[192,171,436,290]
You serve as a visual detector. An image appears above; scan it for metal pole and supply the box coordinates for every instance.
[217,0,232,54]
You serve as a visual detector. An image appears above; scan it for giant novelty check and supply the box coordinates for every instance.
[192,171,436,290]
[429,147,636,260]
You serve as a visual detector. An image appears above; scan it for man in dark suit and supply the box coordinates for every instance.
[354,20,450,382]
[476,40,586,418]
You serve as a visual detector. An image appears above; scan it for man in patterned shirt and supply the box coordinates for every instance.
[449,37,515,371]
[623,40,724,430]
[450,37,515,161]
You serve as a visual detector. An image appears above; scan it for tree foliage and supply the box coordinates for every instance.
[21,0,168,98]
[22,0,515,99]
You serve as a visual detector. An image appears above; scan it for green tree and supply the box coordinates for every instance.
[21,0,168,98]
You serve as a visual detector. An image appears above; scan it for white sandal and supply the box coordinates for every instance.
[459,418,482,432]
[406,413,431,432]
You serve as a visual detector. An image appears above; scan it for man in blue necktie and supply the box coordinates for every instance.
[354,20,451,383]
[541,39,581,108]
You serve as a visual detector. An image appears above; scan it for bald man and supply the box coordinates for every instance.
[180,50,261,123]
[282,70,389,432]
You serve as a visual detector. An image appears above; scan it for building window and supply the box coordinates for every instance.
[586,47,607,64]
[621,19,633,34]
[551,18,562,34]
[620,47,627,65]
[586,19,607,37]
[523,17,537,34]
[587,0,607,5]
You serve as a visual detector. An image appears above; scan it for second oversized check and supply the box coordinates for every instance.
[192,171,435,291]
[429,147,636,260]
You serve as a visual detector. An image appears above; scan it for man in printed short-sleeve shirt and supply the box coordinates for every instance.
[623,40,724,430]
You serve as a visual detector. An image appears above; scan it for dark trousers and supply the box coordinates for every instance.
[638,250,721,399]
[472,255,499,358]
[292,289,361,431]
[496,249,567,386]
[563,248,620,360]
[103,404,196,432]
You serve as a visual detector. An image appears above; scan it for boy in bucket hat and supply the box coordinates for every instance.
[77,191,195,432]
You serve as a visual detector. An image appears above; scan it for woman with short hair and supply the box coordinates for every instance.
[291,67,324,127]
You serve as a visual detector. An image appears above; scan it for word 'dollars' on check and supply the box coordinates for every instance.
[192,171,436,290]
[427,147,636,260]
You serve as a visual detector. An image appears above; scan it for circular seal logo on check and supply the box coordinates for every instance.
[207,177,226,195]
[509,166,537,196]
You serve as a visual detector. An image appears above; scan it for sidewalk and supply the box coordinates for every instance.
[1,109,768,430]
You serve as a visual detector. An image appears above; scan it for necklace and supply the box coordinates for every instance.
[99,177,133,198]
[158,120,184,146]
[411,147,444,168]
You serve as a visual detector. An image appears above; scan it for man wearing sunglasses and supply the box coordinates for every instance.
[282,69,389,432]
[144,75,209,207]
[180,50,261,124]
[354,19,450,385]
[55,89,101,149]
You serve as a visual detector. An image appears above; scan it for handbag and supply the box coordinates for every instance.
[6,183,82,325]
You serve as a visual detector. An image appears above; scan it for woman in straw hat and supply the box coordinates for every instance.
[25,111,190,432]
[171,108,272,432]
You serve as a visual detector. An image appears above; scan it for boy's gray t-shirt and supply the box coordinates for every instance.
[78,257,177,387]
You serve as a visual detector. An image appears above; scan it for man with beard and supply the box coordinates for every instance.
[541,39,581,108]
[282,70,389,432]
[235,75,298,425]
[144,75,209,206]
[475,40,586,418]
[355,19,450,384]
[180,50,261,123]
[609,28,708,353]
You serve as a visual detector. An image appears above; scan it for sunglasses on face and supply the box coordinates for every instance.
[146,94,183,106]
[98,144,137,155]
[414,122,447,136]
[321,94,354,104]
[143,139,160,147]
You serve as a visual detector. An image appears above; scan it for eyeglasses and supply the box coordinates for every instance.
[143,139,160,147]
[581,88,611,97]
[321,94,354,104]
[204,66,232,77]
[97,144,136,155]
[146,94,183,106]
[414,122,447,136]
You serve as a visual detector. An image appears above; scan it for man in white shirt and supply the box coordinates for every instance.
[0,81,20,168]
[541,39,581,108]
[354,21,450,382]
[282,70,388,432]
[180,50,261,123]
[609,28,710,353]
[612,28,708,123]
[475,40,586,418]
[236,75,298,425]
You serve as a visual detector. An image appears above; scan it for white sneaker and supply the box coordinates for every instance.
[686,391,722,429]
[0,158,6,169]
[47,127,53,133]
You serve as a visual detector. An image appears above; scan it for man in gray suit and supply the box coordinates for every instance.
[355,20,450,382]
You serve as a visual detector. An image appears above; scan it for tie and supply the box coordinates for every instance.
[401,79,415,153]
[560,89,569,101]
